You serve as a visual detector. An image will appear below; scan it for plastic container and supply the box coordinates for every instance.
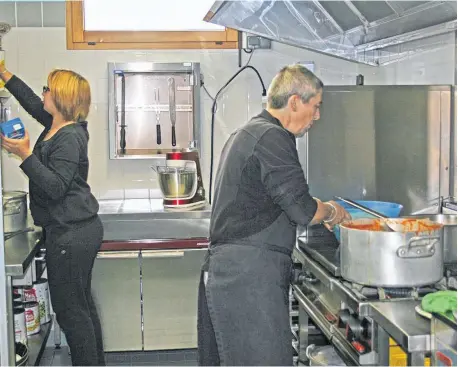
[334,200,403,241]
[0,117,25,139]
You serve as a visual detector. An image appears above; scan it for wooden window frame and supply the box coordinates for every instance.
[66,0,239,50]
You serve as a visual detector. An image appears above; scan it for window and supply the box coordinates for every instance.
[66,0,239,50]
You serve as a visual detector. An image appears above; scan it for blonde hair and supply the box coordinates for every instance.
[47,69,91,122]
[267,64,323,109]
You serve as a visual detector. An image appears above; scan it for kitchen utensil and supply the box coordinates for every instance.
[335,196,398,231]
[3,191,28,233]
[154,88,161,145]
[153,150,206,209]
[168,77,176,147]
[402,214,456,265]
[119,73,126,155]
[152,161,197,200]
[339,217,443,287]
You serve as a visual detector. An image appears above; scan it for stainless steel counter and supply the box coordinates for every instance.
[98,199,211,241]
[368,299,430,353]
[5,228,42,276]
[98,198,211,217]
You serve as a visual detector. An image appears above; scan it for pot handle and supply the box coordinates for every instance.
[396,236,440,259]
[2,193,28,209]
[3,197,14,207]
[3,201,22,215]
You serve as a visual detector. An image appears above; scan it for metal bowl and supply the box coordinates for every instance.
[156,166,197,200]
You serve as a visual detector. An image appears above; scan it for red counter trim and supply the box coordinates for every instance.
[100,238,210,251]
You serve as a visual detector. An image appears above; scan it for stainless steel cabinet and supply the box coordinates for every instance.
[142,249,206,350]
[91,251,142,351]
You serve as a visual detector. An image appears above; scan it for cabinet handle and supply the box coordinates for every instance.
[142,251,184,259]
[97,251,139,259]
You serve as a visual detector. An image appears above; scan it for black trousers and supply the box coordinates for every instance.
[45,217,105,366]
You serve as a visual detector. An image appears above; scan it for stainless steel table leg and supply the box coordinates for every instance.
[53,314,62,348]
[6,275,15,366]
[298,306,309,363]
[408,352,426,366]
[376,325,390,366]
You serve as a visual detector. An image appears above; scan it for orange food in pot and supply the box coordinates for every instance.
[342,218,442,234]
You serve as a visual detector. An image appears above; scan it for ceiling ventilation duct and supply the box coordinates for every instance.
[204,1,457,65]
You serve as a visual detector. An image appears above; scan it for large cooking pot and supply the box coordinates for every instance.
[339,218,444,287]
[3,191,28,233]
[403,214,456,265]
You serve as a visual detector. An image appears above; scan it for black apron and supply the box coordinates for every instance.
[198,213,295,366]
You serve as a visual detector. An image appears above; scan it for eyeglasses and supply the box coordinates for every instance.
[43,86,50,93]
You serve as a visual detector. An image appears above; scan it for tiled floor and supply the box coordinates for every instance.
[39,347,198,366]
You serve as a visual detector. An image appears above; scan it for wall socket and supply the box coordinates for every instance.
[243,34,272,50]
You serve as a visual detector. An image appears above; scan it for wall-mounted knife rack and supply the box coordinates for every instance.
[108,62,202,160]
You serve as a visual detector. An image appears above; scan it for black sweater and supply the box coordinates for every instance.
[5,75,99,234]
[210,109,317,245]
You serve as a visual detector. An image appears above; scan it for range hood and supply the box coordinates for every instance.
[204,1,457,65]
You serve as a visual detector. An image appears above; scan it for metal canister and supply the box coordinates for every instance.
[33,279,51,324]
[339,218,444,287]
[403,214,457,264]
[3,191,28,234]
[22,286,37,303]
[23,301,40,336]
[13,307,27,346]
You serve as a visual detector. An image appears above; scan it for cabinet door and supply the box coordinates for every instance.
[142,249,206,350]
[92,251,142,351]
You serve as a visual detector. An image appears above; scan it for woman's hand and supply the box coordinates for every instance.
[0,60,13,83]
[1,130,32,161]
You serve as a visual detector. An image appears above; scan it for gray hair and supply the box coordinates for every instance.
[267,64,323,109]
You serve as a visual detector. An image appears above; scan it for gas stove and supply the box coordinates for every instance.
[292,233,449,366]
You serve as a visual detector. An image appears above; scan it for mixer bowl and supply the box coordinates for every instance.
[155,165,198,200]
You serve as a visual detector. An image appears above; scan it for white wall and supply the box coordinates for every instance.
[1,28,456,199]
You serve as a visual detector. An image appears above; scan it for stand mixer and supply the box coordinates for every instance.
[152,150,206,210]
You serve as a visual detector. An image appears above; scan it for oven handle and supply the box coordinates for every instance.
[142,250,184,259]
[97,251,139,259]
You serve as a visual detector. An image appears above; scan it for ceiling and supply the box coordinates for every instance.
[205,1,457,65]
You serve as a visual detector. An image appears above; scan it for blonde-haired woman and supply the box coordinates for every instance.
[0,63,105,366]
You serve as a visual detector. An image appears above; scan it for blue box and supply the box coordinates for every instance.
[0,118,25,139]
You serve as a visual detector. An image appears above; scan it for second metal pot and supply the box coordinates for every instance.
[3,191,28,233]
[339,218,444,287]
[403,214,456,265]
